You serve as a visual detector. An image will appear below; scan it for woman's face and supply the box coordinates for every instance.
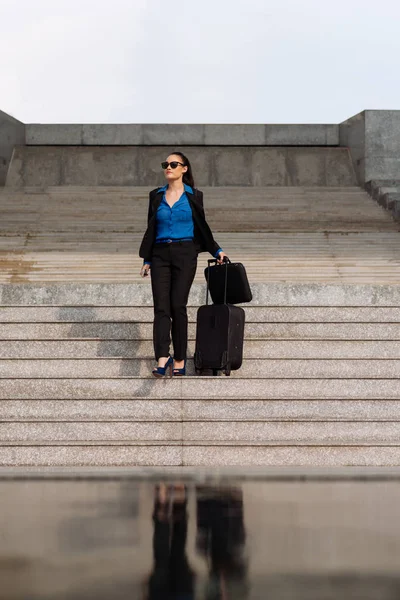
[163,154,188,183]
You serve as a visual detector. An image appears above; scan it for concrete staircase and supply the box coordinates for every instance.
[366,179,400,222]
[0,186,399,284]
[0,182,399,467]
[0,282,400,467]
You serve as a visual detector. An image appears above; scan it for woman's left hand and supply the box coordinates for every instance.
[217,252,229,264]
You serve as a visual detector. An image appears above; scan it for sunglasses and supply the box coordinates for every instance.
[161,161,185,170]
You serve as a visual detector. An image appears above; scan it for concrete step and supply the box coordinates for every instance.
[0,358,398,379]
[1,306,400,322]
[1,322,399,340]
[0,444,399,466]
[1,232,400,283]
[0,202,397,231]
[0,378,398,399]
[182,421,400,444]
[180,446,400,467]
[0,444,182,467]
[2,283,400,306]
[1,399,400,422]
[2,339,399,359]
[1,420,400,444]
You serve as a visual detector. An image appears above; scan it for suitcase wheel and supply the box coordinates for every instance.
[224,363,231,376]
[195,368,203,376]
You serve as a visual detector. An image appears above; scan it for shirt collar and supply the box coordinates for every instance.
[158,183,193,195]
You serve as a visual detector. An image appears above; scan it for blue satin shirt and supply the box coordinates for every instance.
[144,184,222,264]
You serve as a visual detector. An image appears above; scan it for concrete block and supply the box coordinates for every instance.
[0,378,183,399]
[182,446,400,466]
[288,149,327,186]
[183,421,400,444]
[325,149,358,186]
[2,398,400,422]
[252,148,287,185]
[2,283,400,307]
[181,378,400,400]
[213,148,253,186]
[23,123,343,147]
[382,192,400,211]
[5,145,62,187]
[366,179,400,191]
[1,306,399,323]
[1,377,398,400]
[142,124,205,145]
[365,156,400,183]
[183,399,400,422]
[340,110,400,183]
[265,125,338,146]
[365,111,400,156]
[4,146,357,188]
[205,124,265,145]
[0,110,25,186]
[26,124,82,145]
[62,147,141,186]
[1,358,398,379]
[251,148,356,187]
[2,339,398,360]
[2,321,398,341]
[339,111,366,184]
[392,198,400,220]
[0,421,181,442]
[82,124,143,145]
[0,445,182,466]
[0,399,182,421]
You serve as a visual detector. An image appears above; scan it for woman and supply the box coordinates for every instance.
[139,151,228,377]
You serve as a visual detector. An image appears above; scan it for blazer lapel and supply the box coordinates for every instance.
[151,189,164,215]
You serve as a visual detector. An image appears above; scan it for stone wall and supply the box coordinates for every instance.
[5,145,356,188]
[25,123,339,146]
[2,108,400,188]
[340,110,400,184]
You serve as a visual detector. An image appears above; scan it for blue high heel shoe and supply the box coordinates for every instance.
[173,359,187,377]
[152,356,173,378]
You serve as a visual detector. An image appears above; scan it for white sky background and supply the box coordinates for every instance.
[1,0,400,124]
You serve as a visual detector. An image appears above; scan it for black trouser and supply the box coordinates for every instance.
[151,241,197,361]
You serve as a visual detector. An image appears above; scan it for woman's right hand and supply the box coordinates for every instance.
[140,264,151,278]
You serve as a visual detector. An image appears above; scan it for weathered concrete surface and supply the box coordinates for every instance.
[0,110,25,186]
[1,283,400,306]
[340,110,400,183]
[265,124,338,146]
[5,146,357,187]
[339,111,366,184]
[25,123,339,146]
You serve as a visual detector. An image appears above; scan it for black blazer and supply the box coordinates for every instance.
[139,187,221,263]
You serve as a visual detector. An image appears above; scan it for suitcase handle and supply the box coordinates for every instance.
[206,256,230,305]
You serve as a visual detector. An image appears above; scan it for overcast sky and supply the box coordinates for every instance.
[1,0,400,124]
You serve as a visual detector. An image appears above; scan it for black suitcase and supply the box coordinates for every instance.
[204,259,252,305]
[194,259,245,376]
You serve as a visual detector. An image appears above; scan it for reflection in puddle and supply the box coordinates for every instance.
[145,484,248,599]
[1,478,400,599]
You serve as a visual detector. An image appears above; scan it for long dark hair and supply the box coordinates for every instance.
[170,150,195,189]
